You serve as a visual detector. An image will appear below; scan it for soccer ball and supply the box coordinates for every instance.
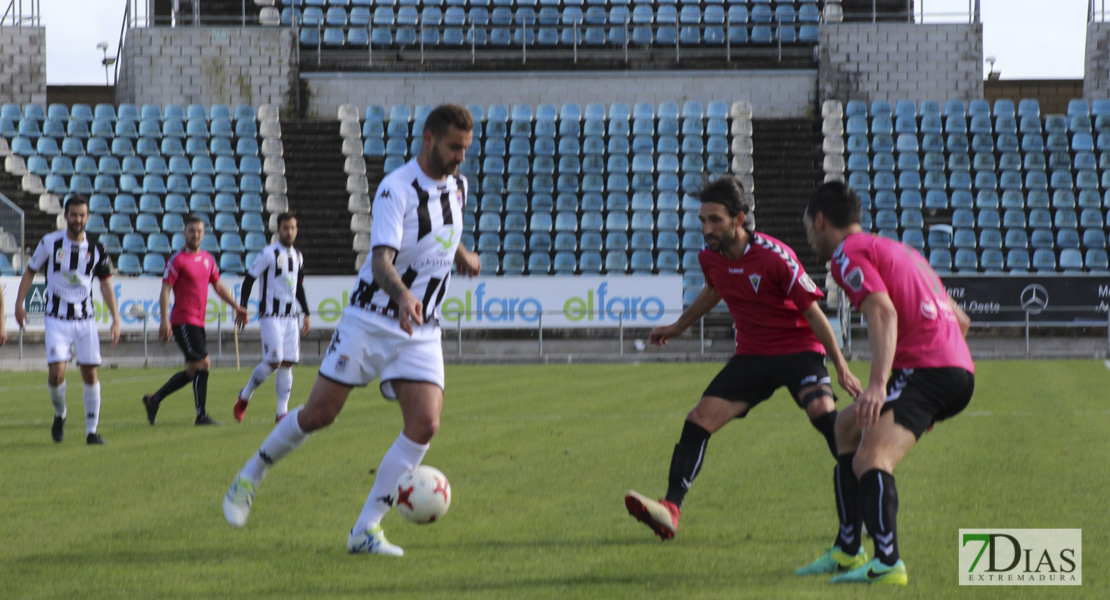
[395,465,452,524]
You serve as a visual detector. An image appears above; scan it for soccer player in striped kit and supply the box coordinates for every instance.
[223,104,481,557]
[15,195,121,445]
[233,211,310,423]
[142,215,248,426]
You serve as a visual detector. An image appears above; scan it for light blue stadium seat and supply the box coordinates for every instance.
[218,253,245,275]
[115,253,142,276]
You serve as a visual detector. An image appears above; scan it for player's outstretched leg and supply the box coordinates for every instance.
[624,490,680,540]
[222,405,310,527]
[235,362,275,422]
[143,370,191,425]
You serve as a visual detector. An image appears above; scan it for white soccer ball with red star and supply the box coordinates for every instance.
[395,465,452,524]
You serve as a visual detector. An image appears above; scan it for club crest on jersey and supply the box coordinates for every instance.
[55,249,66,263]
[749,274,761,292]
[335,355,349,373]
[844,267,864,292]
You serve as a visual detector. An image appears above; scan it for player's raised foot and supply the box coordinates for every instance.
[51,415,65,443]
[86,432,107,445]
[829,558,907,585]
[624,490,680,541]
[795,546,869,575]
[233,397,248,422]
[142,395,159,425]
[347,524,404,556]
[195,413,221,426]
[223,475,257,528]
[275,413,286,423]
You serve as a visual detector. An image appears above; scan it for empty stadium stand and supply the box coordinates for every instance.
[825,98,1110,274]
[351,100,754,301]
[283,0,826,70]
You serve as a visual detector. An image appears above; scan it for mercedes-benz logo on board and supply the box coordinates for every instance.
[1019,284,1049,315]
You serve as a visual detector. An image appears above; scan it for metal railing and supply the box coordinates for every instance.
[842,0,980,24]
[0,192,24,269]
[302,16,819,67]
[0,0,39,26]
[1091,0,1110,22]
[839,301,1110,359]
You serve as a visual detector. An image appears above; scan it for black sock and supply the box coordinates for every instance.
[664,420,710,508]
[152,371,191,404]
[809,411,839,458]
[193,370,209,417]
[860,468,900,565]
[833,453,862,554]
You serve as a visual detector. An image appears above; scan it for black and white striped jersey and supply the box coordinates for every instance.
[27,229,113,320]
[247,242,305,317]
[350,158,467,322]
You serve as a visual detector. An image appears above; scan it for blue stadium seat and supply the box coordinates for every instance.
[116,253,142,276]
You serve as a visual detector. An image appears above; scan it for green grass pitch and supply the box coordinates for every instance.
[0,360,1106,599]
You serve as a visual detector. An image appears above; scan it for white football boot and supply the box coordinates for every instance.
[347,524,404,557]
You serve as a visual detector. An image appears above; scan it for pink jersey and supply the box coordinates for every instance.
[831,232,974,373]
[700,232,825,356]
[164,249,220,327]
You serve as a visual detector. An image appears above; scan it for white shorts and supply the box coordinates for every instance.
[44,317,102,366]
[318,307,444,399]
[259,316,301,364]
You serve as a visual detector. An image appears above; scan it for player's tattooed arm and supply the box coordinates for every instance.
[372,246,423,334]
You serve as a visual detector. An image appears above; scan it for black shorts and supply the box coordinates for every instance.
[881,367,975,439]
[172,324,208,362]
[702,352,832,417]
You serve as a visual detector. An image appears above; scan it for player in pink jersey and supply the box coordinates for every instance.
[797,181,974,585]
[142,215,248,426]
[625,175,861,541]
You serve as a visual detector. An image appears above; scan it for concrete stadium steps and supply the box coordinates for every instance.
[0,170,55,252]
[750,118,825,280]
[280,119,356,274]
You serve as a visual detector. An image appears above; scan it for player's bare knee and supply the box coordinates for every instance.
[299,403,338,432]
[47,373,64,387]
[80,366,98,385]
[405,417,439,444]
[852,448,893,477]
[686,403,720,433]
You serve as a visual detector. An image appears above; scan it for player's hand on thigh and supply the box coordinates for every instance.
[854,383,887,429]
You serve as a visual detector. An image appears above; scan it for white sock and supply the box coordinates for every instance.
[274,367,293,417]
[353,433,429,535]
[241,362,275,401]
[83,382,101,435]
[241,405,308,483]
[49,382,67,419]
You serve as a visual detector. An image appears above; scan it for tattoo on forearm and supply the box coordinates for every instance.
[371,247,409,303]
